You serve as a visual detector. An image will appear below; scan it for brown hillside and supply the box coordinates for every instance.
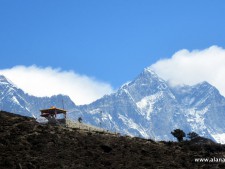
[0,111,225,169]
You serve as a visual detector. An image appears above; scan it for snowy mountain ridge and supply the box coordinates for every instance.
[71,68,225,143]
[0,68,225,144]
[0,75,76,118]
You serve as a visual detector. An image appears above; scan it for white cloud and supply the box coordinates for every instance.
[0,65,114,105]
[151,45,225,96]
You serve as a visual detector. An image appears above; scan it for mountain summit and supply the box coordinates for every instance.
[71,68,225,143]
[0,69,225,143]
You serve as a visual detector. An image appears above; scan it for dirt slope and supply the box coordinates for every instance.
[0,111,225,169]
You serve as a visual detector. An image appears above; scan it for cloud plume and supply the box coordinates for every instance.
[0,65,114,105]
[151,45,225,96]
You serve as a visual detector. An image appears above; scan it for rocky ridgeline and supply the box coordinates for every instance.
[1,111,225,169]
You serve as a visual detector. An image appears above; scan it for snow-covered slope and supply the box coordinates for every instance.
[69,68,225,143]
[172,82,225,142]
[1,68,225,143]
[0,75,76,118]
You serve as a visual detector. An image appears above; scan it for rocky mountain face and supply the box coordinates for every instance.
[0,75,76,118]
[0,68,225,143]
[70,68,225,143]
[171,82,225,143]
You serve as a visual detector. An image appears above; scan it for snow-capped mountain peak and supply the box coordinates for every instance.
[73,69,225,143]
[144,67,157,75]
[0,75,18,88]
[0,75,7,81]
[1,69,225,144]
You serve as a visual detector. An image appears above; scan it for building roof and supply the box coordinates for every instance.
[40,106,67,117]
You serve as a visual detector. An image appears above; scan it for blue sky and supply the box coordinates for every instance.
[1,1,225,104]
